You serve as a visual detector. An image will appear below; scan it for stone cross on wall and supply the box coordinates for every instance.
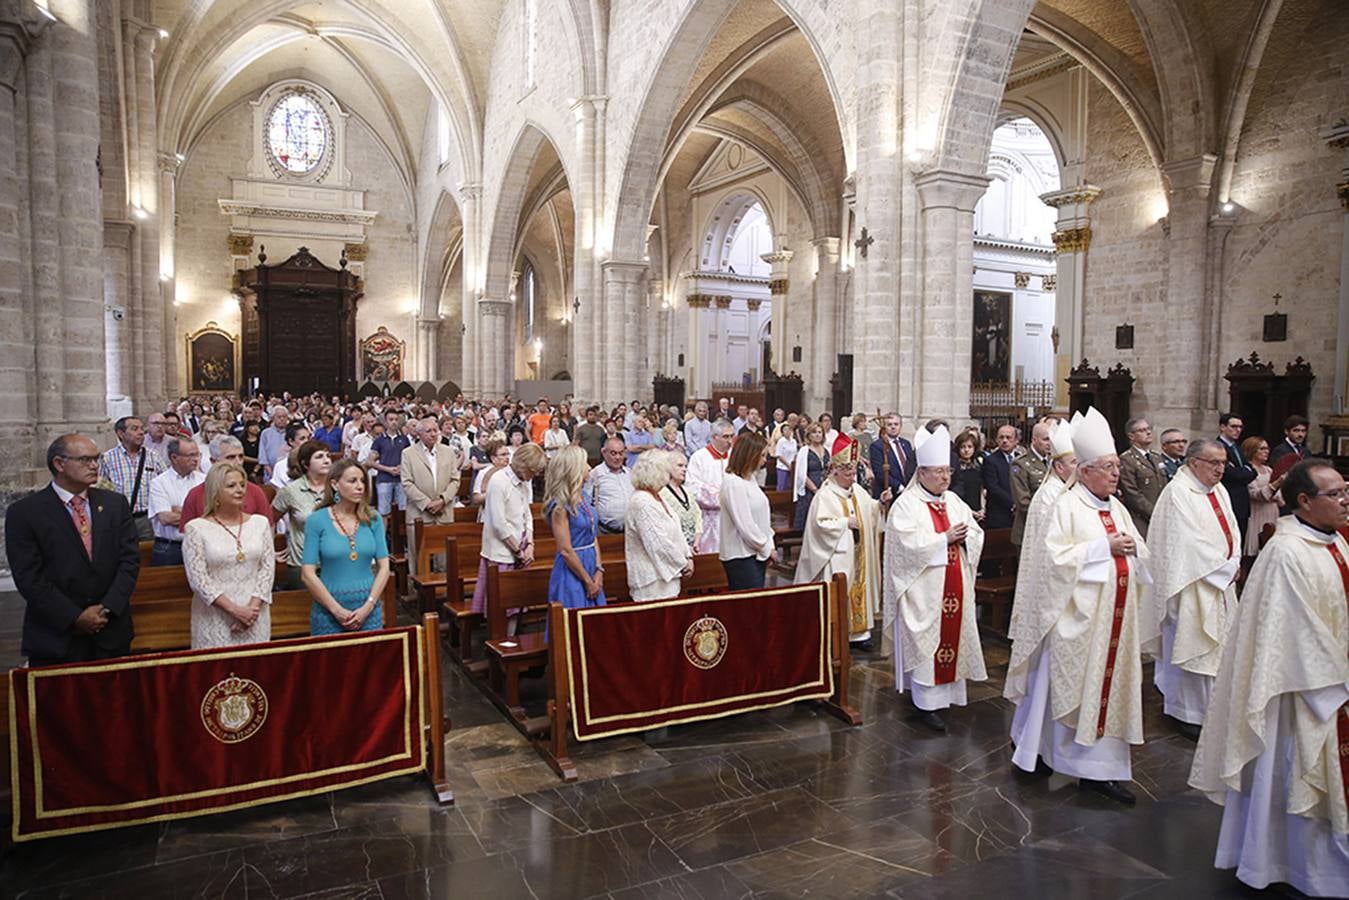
[854,227,875,259]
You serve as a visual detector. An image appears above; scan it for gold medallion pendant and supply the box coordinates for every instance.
[235,550,246,562]
[349,551,359,561]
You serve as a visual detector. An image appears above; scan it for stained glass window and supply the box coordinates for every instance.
[266,92,328,175]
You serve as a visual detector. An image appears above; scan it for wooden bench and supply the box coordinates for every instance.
[974,527,1016,640]
[482,554,727,726]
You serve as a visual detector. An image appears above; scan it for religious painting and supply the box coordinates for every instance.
[1115,324,1134,350]
[1262,312,1287,342]
[971,291,1012,383]
[360,326,405,382]
[186,322,237,392]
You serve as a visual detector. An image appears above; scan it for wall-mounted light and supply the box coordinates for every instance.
[131,206,148,220]
[157,28,169,39]
[1221,201,1235,214]
[174,152,185,163]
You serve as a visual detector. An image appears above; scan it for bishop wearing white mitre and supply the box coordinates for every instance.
[1029,407,1153,806]
[883,424,985,733]
[794,435,884,648]
[1141,438,1239,740]
[1190,459,1349,896]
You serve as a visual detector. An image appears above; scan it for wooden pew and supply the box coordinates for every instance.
[138,540,153,568]
[482,554,727,725]
[439,532,626,671]
[974,527,1016,640]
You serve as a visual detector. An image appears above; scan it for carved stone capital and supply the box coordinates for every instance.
[227,233,254,256]
[478,299,511,318]
[746,298,763,312]
[1014,272,1031,289]
[1039,185,1102,209]
[344,242,368,262]
[1041,274,1057,292]
[769,278,789,295]
[713,296,732,310]
[1052,227,1091,254]
[686,294,711,309]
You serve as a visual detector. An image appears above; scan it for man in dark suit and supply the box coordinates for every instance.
[1216,413,1256,543]
[982,424,1020,530]
[1266,414,1309,470]
[869,413,915,502]
[5,435,139,667]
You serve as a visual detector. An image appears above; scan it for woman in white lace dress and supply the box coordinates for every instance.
[624,451,693,601]
[183,461,275,648]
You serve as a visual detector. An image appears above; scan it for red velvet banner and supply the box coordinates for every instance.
[563,584,833,740]
[9,628,425,842]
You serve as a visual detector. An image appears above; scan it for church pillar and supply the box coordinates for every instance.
[914,169,990,423]
[713,295,732,387]
[416,317,440,381]
[1160,155,1217,429]
[849,0,903,413]
[570,97,602,403]
[599,259,645,403]
[809,238,840,413]
[102,221,134,417]
[457,183,481,396]
[686,294,710,399]
[760,249,793,375]
[0,3,47,475]
[1323,122,1349,415]
[477,299,511,396]
[1042,185,1100,406]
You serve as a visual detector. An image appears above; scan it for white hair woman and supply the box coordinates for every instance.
[472,442,547,614]
[661,449,700,551]
[543,445,605,608]
[182,461,274,648]
[625,450,693,601]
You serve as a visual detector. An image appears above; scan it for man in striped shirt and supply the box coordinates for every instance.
[98,416,166,541]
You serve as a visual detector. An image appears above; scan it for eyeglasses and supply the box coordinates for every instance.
[1084,462,1121,474]
[1194,457,1227,467]
[59,455,101,465]
[1314,489,1348,501]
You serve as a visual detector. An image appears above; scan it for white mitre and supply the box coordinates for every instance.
[914,424,951,468]
[1070,407,1116,464]
[1050,417,1076,459]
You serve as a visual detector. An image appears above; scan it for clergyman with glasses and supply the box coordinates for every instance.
[4,435,140,666]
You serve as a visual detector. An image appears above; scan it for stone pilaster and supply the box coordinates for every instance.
[1322,121,1349,414]
[457,183,481,396]
[809,238,840,413]
[685,293,711,398]
[416,317,441,381]
[914,168,990,423]
[476,299,511,397]
[760,249,793,374]
[570,97,602,404]
[1041,184,1100,405]
[600,259,646,403]
[1159,154,1217,429]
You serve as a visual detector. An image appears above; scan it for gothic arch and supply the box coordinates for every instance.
[421,190,463,320]
[698,189,777,273]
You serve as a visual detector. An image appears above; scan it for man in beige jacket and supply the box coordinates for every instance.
[401,416,461,572]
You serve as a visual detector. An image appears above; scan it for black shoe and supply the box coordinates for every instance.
[1172,719,1202,742]
[1023,756,1053,778]
[1079,779,1136,806]
[914,710,947,733]
[851,639,875,653]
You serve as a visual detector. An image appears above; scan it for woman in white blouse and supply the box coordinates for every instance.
[719,432,776,590]
[543,415,571,460]
[625,451,694,601]
[183,461,275,648]
[471,442,547,615]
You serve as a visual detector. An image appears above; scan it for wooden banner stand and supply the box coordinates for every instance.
[420,612,454,805]
[536,573,861,782]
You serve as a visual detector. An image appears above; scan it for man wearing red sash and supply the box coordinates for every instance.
[1040,407,1151,806]
[882,424,985,732]
[1142,439,1240,740]
[1190,459,1349,895]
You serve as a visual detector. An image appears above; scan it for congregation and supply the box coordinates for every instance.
[5,389,1348,895]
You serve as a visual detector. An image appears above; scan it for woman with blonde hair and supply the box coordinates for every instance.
[720,432,776,590]
[183,461,275,648]
[626,451,694,601]
[472,442,548,614]
[301,459,390,634]
[543,445,605,608]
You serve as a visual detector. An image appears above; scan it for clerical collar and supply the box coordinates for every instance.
[707,445,727,460]
[915,483,943,502]
[1075,482,1111,510]
[1293,515,1337,541]
[1180,466,1215,494]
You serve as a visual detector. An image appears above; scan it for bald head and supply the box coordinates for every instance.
[1030,422,1052,456]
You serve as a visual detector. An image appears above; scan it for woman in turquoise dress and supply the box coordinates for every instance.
[301,459,391,634]
[543,445,606,608]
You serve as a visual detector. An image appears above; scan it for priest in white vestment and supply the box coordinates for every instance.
[883,425,985,732]
[1031,407,1153,806]
[1142,439,1239,739]
[795,435,885,647]
[1005,416,1077,736]
[1190,460,1349,896]
[686,419,734,554]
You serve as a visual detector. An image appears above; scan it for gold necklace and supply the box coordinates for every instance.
[213,514,247,562]
[330,507,360,561]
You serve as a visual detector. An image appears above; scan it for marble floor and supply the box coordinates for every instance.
[0,589,1302,899]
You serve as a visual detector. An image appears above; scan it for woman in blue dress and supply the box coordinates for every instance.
[543,444,605,608]
[301,458,391,634]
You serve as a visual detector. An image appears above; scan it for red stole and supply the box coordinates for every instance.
[1096,509,1130,739]
[1207,491,1234,559]
[1328,543,1349,815]
[926,501,963,685]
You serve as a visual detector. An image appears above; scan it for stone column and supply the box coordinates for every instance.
[1041,185,1100,406]
[416,317,441,381]
[477,299,511,396]
[457,183,481,396]
[158,152,179,395]
[1159,155,1217,429]
[760,249,794,374]
[713,295,732,388]
[570,98,600,403]
[914,169,990,423]
[686,294,710,399]
[809,238,840,412]
[599,260,645,403]
[1322,122,1349,415]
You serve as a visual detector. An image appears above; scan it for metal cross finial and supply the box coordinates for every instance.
[854,227,875,259]
[1272,292,1282,307]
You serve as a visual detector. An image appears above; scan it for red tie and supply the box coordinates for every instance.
[69,495,93,559]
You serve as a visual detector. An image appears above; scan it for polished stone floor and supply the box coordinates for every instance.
[0,587,1301,899]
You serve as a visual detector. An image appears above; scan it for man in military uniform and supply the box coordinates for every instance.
[1010,422,1052,547]
[1118,417,1166,539]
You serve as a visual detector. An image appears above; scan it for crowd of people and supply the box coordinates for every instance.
[4,388,1346,896]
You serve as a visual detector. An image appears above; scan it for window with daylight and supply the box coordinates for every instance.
[524,0,537,90]
[521,264,537,340]
[437,104,451,166]
[266,92,329,175]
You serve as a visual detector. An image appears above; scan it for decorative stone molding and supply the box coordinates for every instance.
[227,233,254,256]
[914,169,993,213]
[1041,274,1057,292]
[344,242,368,262]
[1039,186,1102,209]
[768,278,789,295]
[217,200,377,227]
[1014,272,1031,289]
[686,294,711,309]
[477,299,511,318]
[1052,227,1091,254]
[713,296,732,310]
[746,299,763,312]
